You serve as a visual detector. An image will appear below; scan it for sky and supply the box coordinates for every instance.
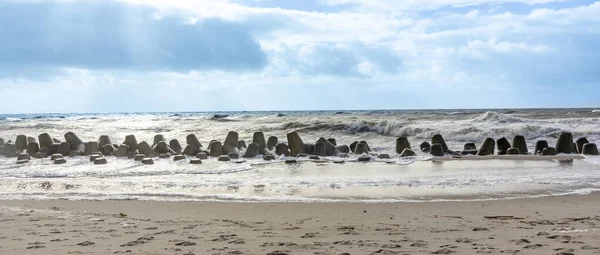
[0,0,599,113]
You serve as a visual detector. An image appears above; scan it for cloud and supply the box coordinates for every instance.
[0,0,268,77]
[1,0,599,113]
[269,42,402,77]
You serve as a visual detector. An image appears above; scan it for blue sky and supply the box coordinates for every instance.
[0,0,599,113]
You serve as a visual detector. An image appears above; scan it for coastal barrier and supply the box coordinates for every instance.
[0,131,597,165]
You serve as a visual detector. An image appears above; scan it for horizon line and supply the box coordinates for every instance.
[1,106,599,115]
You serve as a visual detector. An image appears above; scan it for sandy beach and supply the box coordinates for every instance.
[1,194,599,255]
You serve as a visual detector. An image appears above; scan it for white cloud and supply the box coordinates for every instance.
[1,0,599,112]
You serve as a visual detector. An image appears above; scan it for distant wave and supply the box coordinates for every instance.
[269,111,599,143]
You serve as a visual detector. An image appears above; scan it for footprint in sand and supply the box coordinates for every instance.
[120,236,154,246]
[76,241,95,246]
[431,248,454,254]
[523,244,545,249]
[300,232,318,238]
[26,241,46,249]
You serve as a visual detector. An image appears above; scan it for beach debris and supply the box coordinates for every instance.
[472,227,489,231]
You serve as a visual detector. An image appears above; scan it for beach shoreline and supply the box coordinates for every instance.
[1,194,599,254]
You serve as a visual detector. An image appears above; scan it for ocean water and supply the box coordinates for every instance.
[0,108,599,202]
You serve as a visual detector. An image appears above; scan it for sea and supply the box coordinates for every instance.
[0,108,599,202]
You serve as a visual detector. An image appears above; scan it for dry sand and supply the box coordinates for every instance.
[1,194,599,255]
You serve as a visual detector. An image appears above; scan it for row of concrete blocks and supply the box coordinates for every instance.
[1,131,384,161]
[405,132,599,157]
[3,131,597,164]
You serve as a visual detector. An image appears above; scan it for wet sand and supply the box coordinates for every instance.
[1,194,599,255]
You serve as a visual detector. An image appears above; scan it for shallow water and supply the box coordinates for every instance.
[0,109,599,202]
